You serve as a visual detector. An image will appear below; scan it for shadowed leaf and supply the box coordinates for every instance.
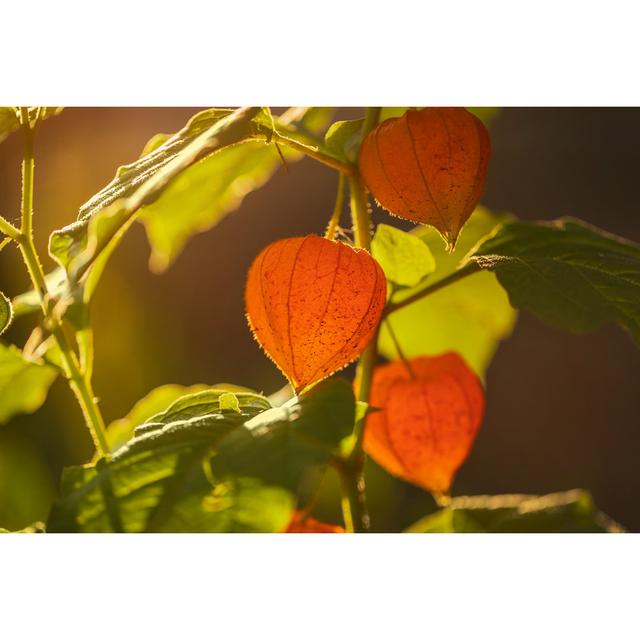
[467,218,640,345]
[48,379,354,532]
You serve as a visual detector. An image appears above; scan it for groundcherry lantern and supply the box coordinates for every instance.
[358,107,491,249]
[245,234,387,393]
[364,352,485,496]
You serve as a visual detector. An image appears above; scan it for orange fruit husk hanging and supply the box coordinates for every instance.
[364,352,485,496]
[245,234,387,394]
[358,107,491,249]
[284,511,346,533]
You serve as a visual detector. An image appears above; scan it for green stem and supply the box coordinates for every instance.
[339,118,381,531]
[271,130,356,176]
[361,107,382,138]
[383,262,481,317]
[16,108,109,457]
[19,108,35,238]
[349,173,371,250]
[325,174,345,240]
[0,215,20,239]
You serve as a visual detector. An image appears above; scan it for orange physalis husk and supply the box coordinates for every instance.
[358,107,491,249]
[364,352,485,496]
[284,511,346,533]
[245,234,387,394]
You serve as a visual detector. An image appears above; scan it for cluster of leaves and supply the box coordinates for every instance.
[0,106,638,532]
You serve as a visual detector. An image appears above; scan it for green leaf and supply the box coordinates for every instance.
[48,107,267,283]
[0,343,57,425]
[48,378,354,532]
[0,522,46,533]
[0,291,13,336]
[0,107,63,144]
[324,118,364,162]
[0,108,17,143]
[405,490,624,533]
[467,218,640,345]
[141,141,280,272]
[140,107,331,272]
[49,389,279,532]
[372,223,436,288]
[214,378,355,489]
[378,208,518,377]
[105,383,213,453]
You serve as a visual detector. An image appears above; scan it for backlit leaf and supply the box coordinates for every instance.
[467,218,640,345]
[378,207,517,377]
[324,118,364,162]
[0,291,12,336]
[140,107,332,272]
[245,235,386,393]
[372,223,436,288]
[0,107,63,144]
[48,107,266,283]
[0,343,57,425]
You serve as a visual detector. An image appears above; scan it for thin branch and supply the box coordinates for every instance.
[325,173,345,240]
[383,262,481,317]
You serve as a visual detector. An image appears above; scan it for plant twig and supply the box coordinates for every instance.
[338,108,382,532]
[383,262,481,317]
[325,173,345,240]
[272,130,356,176]
[384,319,416,378]
[15,108,109,457]
[0,215,20,240]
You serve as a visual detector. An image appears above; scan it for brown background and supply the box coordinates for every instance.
[0,108,638,531]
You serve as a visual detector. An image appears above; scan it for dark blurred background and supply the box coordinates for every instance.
[0,108,639,532]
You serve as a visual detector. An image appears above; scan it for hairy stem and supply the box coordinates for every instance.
[0,215,20,239]
[273,130,356,176]
[16,108,109,457]
[325,173,345,240]
[339,110,381,532]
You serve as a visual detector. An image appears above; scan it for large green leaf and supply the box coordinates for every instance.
[0,343,57,425]
[48,107,267,284]
[378,208,518,377]
[140,107,332,272]
[105,383,213,453]
[0,291,12,336]
[48,378,354,532]
[214,378,355,489]
[467,218,640,345]
[405,490,624,533]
